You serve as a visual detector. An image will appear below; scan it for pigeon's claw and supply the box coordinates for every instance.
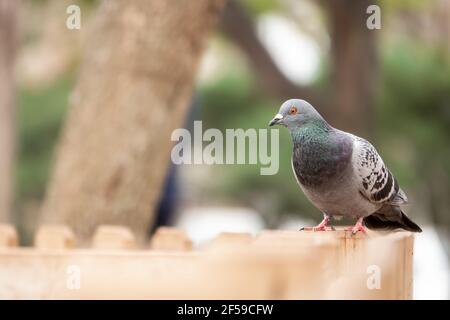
[299,216,331,232]
[345,217,367,235]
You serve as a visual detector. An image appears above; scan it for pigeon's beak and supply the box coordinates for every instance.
[269,113,284,126]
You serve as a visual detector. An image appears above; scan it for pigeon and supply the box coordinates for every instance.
[269,99,422,234]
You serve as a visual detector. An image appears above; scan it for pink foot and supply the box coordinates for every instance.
[300,216,335,232]
[344,218,367,235]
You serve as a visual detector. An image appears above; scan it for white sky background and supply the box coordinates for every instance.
[414,227,450,299]
[198,13,321,85]
[257,14,321,85]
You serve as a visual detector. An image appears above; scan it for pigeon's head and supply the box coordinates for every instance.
[269,99,323,129]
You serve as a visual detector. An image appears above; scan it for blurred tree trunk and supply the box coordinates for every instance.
[0,0,17,223]
[326,0,378,137]
[41,0,225,241]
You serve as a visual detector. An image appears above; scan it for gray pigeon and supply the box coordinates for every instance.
[269,99,422,234]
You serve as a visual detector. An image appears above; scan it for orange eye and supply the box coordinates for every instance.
[289,106,297,115]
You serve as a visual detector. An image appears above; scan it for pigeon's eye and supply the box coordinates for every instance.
[289,106,297,115]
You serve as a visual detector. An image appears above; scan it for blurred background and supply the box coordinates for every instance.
[0,0,449,299]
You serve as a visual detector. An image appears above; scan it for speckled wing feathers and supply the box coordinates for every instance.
[352,136,407,205]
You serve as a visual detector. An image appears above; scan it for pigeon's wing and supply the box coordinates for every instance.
[351,136,408,205]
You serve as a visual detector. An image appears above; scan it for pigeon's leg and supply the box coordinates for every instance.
[344,217,367,235]
[300,214,333,231]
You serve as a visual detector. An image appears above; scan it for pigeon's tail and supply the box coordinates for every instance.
[363,206,422,232]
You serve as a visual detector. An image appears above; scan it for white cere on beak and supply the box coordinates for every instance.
[269,113,285,126]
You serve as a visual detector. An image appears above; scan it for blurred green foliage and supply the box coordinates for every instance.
[378,42,450,186]
[242,0,279,15]
[17,76,73,202]
[380,0,429,12]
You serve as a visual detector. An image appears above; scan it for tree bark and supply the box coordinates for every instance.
[326,0,378,137]
[41,0,226,241]
[0,0,17,223]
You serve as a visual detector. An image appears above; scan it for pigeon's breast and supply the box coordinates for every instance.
[291,136,353,189]
[291,131,381,217]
